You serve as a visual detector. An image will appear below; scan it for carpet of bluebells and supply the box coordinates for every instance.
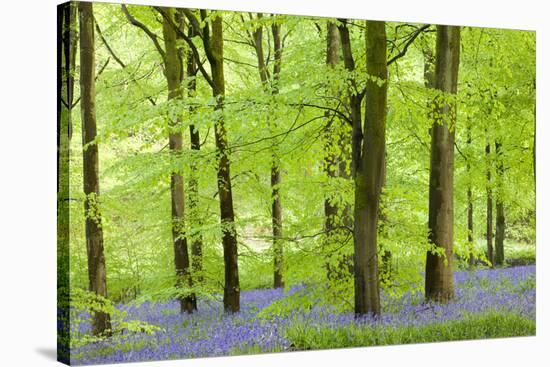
[69,265,535,365]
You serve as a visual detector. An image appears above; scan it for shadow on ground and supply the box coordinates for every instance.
[36,348,57,361]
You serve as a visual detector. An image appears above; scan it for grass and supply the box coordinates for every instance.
[473,240,535,266]
[282,312,535,351]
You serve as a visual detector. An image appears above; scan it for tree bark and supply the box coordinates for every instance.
[324,21,343,280]
[179,9,240,313]
[78,2,112,335]
[379,155,392,285]
[251,15,284,288]
[466,129,475,267]
[206,13,240,313]
[337,21,363,177]
[161,7,195,313]
[486,142,494,266]
[270,21,284,288]
[494,140,505,266]
[425,25,460,303]
[324,21,341,235]
[185,23,204,285]
[352,20,387,316]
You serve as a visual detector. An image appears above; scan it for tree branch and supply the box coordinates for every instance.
[95,18,157,106]
[121,4,166,61]
[387,24,431,66]
[155,7,215,89]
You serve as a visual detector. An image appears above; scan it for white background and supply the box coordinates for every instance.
[0,0,547,365]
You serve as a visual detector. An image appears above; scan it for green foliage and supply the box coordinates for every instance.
[66,3,535,327]
[70,289,163,348]
[284,312,535,350]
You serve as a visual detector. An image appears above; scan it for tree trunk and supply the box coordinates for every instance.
[206,13,240,313]
[270,21,284,288]
[78,2,111,335]
[425,25,460,303]
[324,21,342,236]
[379,155,393,285]
[466,129,475,267]
[467,187,475,267]
[251,15,284,288]
[161,7,195,313]
[337,21,363,177]
[185,24,204,285]
[57,2,77,361]
[494,141,505,266]
[352,20,387,316]
[324,21,343,280]
[486,142,494,266]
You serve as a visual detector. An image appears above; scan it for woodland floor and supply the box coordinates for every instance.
[69,265,536,365]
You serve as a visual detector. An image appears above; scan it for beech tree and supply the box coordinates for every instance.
[337,20,388,316]
[425,25,461,302]
[78,1,112,335]
[160,7,196,313]
[122,5,196,312]
[494,140,505,266]
[485,142,494,266]
[249,13,285,288]
[179,9,241,312]
[323,21,353,281]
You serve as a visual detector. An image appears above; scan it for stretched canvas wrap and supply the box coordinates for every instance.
[57,0,536,365]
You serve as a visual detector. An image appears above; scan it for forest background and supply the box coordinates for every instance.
[0,0,548,367]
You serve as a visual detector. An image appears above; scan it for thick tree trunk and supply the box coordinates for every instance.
[57,2,77,361]
[486,142,494,266]
[206,13,240,313]
[352,20,387,316]
[185,26,204,285]
[494,141,505,266]
[161,7,195,313]
[78,2,111,335]
[425,25,460,303]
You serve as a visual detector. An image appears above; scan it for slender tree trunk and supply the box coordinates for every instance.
[161,7,195,313]
[337,21,363,177]
[323,22,343,280]
[467,187,475,267]
[494,141,505,266]
[425,25,460,303]
[206,13,240,313]
[466,129,475,267]
[185,24,204,285]
[379,155,392,285]
[57,2,77,361]
[323,22,342,235]
[251,15,284,288]
[486,142,494,266]
[78,2,111,335]
[270,21,284,288]
[351,20,387,316]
